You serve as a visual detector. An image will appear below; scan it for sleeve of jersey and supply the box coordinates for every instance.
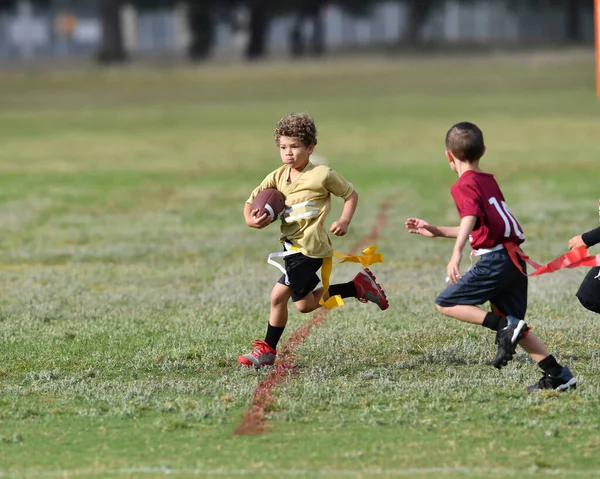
[451,184,483,220]
[246,171,278,204]
[582,226,600,248]
[324,169,354,199]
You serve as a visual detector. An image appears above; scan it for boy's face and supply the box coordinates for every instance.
[278,136,314,170]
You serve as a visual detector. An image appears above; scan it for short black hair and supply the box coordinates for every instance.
[445,122,485,162]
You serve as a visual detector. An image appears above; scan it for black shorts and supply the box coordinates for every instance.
[436,249,528,319]
[277,251,323,302]
[576,267,600,314]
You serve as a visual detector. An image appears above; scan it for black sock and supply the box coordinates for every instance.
[265,324,285,350]
[482,312,508,332]
[328,281,357,299]
[538,355,563,377]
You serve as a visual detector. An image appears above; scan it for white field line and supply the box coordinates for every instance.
[0,467,599,478]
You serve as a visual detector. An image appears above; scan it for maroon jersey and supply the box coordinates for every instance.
[450,170,525,250]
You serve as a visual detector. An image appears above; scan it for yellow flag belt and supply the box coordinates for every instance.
[267,244,384,310]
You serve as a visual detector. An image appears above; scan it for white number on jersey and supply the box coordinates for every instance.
[488,197,525,239]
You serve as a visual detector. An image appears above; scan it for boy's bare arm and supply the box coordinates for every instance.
[330,191,358,236]
[405,217,460,238]
[446,215,477,284]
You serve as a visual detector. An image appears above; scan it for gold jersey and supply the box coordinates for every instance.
[247,162,355,258]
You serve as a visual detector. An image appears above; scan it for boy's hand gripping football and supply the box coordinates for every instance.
[405,218,438,238]
[246,209,271,229]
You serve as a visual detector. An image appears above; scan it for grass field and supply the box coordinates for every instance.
[0,52,599,478]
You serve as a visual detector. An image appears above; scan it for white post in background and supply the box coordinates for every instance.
[174,2,190,54]
[16,1,34,59]
[10,0,48,61]
[232,5,250,58]
[474,1,491,43]
[444,1,460,42]
[325,5,342,49]
[380,2,400,44]
[121,2,138,54]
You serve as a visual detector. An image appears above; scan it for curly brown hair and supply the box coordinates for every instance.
[274,113,318,147]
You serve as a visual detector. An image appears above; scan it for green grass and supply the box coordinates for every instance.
[0,53,599,478]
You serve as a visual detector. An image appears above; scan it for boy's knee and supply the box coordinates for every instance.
[270,290,290,307]
[436,303,452,316]
[294,301,313,314]
[270,297,285,308]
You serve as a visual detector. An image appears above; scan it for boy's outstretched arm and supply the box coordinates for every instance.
[405,217,460,239]
[243,202,271,229]
[569,226,600,250]
[330,191,358,236]
[446,215,477,284]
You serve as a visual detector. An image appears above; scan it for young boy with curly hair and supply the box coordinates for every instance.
[239,112,388,368]
[405,121,576,391]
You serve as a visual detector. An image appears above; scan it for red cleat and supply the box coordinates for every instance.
[352,268,389,310]
[238,340,277,368]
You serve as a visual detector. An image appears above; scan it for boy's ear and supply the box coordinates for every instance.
[481,146,487,157]
[307,144,315,155]
[445,150,454,163]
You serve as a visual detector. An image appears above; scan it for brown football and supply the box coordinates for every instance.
[251,188,286,223]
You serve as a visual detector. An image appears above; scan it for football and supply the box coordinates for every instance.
[252,188,286,223]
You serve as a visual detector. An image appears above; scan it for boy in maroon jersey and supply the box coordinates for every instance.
[405,122,576,391]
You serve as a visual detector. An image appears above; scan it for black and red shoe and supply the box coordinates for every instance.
[238,340,277,368]
[352,268,389,311]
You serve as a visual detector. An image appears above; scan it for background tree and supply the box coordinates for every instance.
[97,0,127,63]
[563,0,587,42]
[185,0,215,61]
[289,0,326,57]
[507,0,589,44]
[401,0,437,45]
[245,0,270,60]
[0,0,15,11]
[392,0,591,47]
[0,0,52,12]
[334,0,378,15]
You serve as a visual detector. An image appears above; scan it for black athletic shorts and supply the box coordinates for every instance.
[277,248,323,302]
[576,266,600,314]
[436,248,528,319]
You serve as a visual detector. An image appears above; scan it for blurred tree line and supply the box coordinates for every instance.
[0,0,591,63]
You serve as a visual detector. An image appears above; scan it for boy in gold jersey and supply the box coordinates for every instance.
[239,113,388,368]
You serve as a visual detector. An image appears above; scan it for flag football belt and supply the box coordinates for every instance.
[472,244,505,256]
[502,242,600,276]
[447,243,599,283]
[267,242,384,310]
